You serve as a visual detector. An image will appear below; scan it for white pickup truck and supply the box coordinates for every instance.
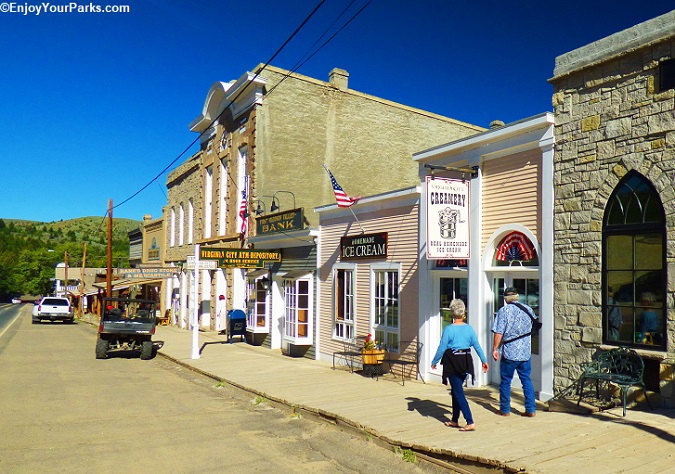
[32,297,74,324]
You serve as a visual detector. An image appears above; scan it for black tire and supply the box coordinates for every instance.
[140,340,153,360]
[95,337,109,359]
[32,319,39,324]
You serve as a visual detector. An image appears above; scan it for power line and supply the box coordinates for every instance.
[110,0,327,213]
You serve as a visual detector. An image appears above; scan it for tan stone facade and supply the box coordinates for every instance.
[550,11,675,406]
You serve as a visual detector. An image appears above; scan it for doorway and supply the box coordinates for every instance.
[489,274,541,392]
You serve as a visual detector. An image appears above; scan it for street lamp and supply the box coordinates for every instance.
[270,191,296,212]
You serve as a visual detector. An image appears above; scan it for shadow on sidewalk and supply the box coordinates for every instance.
[406,396,454,424]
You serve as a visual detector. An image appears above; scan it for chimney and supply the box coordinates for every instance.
[329,68,349,91]
[489,120,505,129]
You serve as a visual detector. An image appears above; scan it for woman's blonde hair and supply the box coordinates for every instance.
[449,298,466,319]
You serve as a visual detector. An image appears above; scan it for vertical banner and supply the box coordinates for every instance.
[426,176,470,259]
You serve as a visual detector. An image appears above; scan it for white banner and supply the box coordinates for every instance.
[186,255,217,270]
[426,176,470,259]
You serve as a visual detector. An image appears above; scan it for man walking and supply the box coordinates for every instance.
[492,287,537,417]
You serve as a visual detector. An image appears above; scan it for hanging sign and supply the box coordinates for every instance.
[426,176,470,259]
[200,248,282,268]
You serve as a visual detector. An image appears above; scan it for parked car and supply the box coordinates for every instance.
[32,297,74,324]
[11,298,21,304]
[96,297,157,360]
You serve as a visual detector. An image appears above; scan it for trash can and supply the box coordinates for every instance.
[227,309,247,344]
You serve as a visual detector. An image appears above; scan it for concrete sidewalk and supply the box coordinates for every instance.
[148,323,675,473]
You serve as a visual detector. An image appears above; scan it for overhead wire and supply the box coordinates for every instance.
[107,0,327,216]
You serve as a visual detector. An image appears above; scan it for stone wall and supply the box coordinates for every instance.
[551,18,675,406]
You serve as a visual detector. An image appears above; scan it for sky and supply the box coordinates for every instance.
[1,1,673,223]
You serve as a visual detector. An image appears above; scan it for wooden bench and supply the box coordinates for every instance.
[377,340,424,386]
[577,346,653,416]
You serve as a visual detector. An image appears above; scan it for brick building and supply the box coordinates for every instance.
[164,64,484,357]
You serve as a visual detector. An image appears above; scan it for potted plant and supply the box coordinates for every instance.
[362,333,384,365]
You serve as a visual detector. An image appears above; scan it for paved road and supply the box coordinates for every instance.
[0,306,455,474]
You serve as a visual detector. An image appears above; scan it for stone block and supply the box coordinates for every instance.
[581,327,602,343]
[578,311,599,327]
[661,363,674,381]
[582,115,601,132]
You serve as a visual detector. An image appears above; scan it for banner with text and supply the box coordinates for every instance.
[426,176,470,259]
[200,248,282,269]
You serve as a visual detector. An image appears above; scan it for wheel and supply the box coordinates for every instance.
[66,318,74,324]
[32,319,39,324]
[95,337,110,359]
[140,340,153,360]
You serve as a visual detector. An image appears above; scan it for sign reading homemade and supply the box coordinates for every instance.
[340,232,387,260]
[256,208,303,235]
[200,248,282,269]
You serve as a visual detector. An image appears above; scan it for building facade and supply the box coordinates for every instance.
[165,64,484,358]
[413,114,555,399]
[550,10,675,406]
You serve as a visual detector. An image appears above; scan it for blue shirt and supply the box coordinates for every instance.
[492,301,536,362]
[432,323,487,366]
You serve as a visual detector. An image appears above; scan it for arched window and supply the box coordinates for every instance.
[603,171,666,349]
[492,231,539,267]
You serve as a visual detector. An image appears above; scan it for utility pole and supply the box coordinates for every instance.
[106,199,113,298]
[79,242,87,318]
[64,250,68,299]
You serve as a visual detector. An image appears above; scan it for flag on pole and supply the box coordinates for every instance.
[239,176,248,236]
[322,164,358,208]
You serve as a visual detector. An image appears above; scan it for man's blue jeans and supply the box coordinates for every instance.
[499,357,536,414]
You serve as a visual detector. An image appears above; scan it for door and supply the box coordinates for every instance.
[488,274,541,392]
[430,274,468,378]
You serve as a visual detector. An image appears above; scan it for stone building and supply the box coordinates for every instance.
[165,64,484,358]
[550,10,675,406]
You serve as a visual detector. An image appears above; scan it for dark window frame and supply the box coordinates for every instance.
[602,171,667,350]
[658,57,675,92]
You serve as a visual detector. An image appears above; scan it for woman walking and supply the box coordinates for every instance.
[431,299,489,432]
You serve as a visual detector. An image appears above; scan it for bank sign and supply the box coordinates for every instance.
[340,233,387,261]
[426,176,470,259]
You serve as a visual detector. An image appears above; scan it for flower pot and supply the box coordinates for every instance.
[362,348,385,365]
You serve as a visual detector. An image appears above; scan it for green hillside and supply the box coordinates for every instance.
[0,217,141,301]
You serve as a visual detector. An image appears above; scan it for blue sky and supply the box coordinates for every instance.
[1,1,673,223]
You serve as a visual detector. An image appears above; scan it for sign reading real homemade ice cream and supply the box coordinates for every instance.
[340,232,387,261]
[426,176,470,259]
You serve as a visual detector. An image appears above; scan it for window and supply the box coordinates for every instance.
[179,203,184,246]
[246,276,269,332]
[204,166,213,239]
[284,277,312,344]
[169,207,176,247]
[373,268,399,348]
[659,57,675,92]
[334,268,354,340]
[218,159,228,236]
[188,199,194,244]
[603,172,666,350]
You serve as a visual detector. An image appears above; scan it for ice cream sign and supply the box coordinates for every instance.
[426,176,470,259]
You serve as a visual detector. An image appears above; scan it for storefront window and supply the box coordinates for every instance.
[284,278,311,342]
[246,277,269,332]
[603,172,666,349]
[373,269,399,348]
[334,268,354,340]
[440,278,467,331]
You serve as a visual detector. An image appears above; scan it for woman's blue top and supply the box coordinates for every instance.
[432,323,487,366]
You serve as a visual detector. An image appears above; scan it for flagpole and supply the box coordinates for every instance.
[348,206,365,234]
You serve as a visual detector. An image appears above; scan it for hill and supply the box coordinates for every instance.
[0,217,141,300]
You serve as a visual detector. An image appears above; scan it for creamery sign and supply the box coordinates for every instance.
[426,176,470,259]
[340,233,387,261]
[200,248,282,268]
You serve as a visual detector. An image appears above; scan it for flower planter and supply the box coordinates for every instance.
[362,348,385,365]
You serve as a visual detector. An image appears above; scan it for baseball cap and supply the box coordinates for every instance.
[504,287,519,296]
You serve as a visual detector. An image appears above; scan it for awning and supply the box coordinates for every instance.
[93,278,166,291]
[280,269,314,280]
[495,232,536,262]
[246,269,268,279]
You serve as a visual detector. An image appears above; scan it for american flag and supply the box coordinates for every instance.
[495,231,535,262]
[239,176,248,235]
[323,164,357,208]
